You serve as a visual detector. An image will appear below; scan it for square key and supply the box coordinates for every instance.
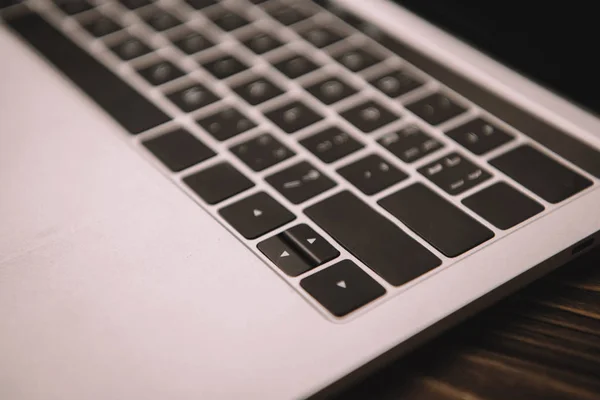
[337,154,407,195]
[110,34,152,61]
[143,128,215,172]
[81,12,122,38]
[378,124,443,163]
[273,53,320,79]
[172,31,214,55]
[297,24,345,48]
[333,47,384,72]
[419,152,491,195]
[230,133,295,171]
[242,30,283,55]
[445,118,514,155]
[165,82,219,113]
[54,0,93,15]
[202,53,249,80]
[340,100,398,133]
[232,75,284,106]
[184,162,254,205]
[369,69,424,98]
[209,9,250,32]
[137,60,185,86]
[463,182,544,230]
[197,107,256,141]
[406,92,467,126]
[300,127,364,164]
[264,100,324,134]
[305,76,358,105]
[266,161,336,204]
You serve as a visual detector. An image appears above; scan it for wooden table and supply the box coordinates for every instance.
[338,247,600,400]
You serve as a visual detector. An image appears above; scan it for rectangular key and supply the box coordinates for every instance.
[490,145,593,204]
[379,183,494,257]
[6,12,170,135]
[305,191,441,286]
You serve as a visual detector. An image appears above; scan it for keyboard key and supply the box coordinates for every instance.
[119,0,151,10]
[109,35,152,61]
[264,100,323,134]
[241,30,283,54]
[54,0,92,15]
[183,162,254,204]
[0,0,22,10]
[141,7,182,31]
[490,145,593,204]
[333,47,384,72]
[267,4,313,26]
[266,161,336,204]
[378,125,443,163]
[219,192,295,239]
[369,69,424,98]
[185,0,216,9]
[172,31,214,55]
[463,182,544,230]
[305,191,441,286]
[258,235,315,277]
[446,118,514,155]
[419,152,491,195]
[281,224,339,266]
[301,260,385,317]
[202,53,249,79]
[406,92,466,125]
[230,133,294,171]
[305,76,358,105]
[197,107,256,141]
[337,154,407,195]
[340,100,398,133]
[165,82,219,113]
[81,13,122,38]
[137,60,184,86]
[209,9,250,32]
[273,53,320,79]
[379,183,494,257]
[298,24,345,48]
[300,127,364,164]
[232,76,284,106]
[142,128,214,172]
[7,13,170,134]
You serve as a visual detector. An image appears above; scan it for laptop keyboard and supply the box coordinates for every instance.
[2,0,599,320]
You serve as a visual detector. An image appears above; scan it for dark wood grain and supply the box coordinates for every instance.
[338,247,600,400]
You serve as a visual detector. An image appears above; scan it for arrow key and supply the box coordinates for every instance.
[257,235,314,277]
[282,224,339,266]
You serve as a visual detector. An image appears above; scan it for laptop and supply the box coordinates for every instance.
[1,0,599,398]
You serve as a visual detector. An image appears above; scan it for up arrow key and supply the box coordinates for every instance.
[336,280,347,289]
[280,250,290,258]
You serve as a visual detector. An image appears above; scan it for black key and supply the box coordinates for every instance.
[258,235,315,277]
[273,53,320,79]
[379,183,494,257]
[185,0,216,9]
[141,8,182,31]
[137,60,185,86]
[119,0,151,10]
[281,224,339,267]
[463,182,545,230]
[209,9,250,31]
[490,145,593,204]
[301,260,385,317]
[406,92,466,125]
[305,76,358,105]
[232,76,284,106]
[369,69,424,98]
[340,100,398,133]
[197,107,256,141]
[81,13,122,38]
[419,152,491,195]
[267,4,312,26]
[338,154,407,195]
[183,162,254,204]
[142,128,214,172]
[266,161,336,204]
[230,133,294,171]
[172,31,213,55]
[202,54,249,79]
[54,0,92,15]
[305,191,441,286]
[333,47,383,72]
[241,30,283,55]
[446,118,514,155]
[165,82,219,113]
[300,127,364,164]
[109,35,152,61]
[6,13,170,134]
[298,24,345,48]
[264,100,323,134]
[0,0,22,9]
[219,192,295,239]
[378,124,443,163]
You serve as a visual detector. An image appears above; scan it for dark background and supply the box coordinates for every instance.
[393,0,600,115]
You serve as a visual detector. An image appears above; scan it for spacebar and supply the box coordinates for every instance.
[5,12,170,135]
[305,191,442,286]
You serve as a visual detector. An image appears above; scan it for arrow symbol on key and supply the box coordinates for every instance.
[253,209,263,217]
[307,238,316,244]
[336,280,347,289]
[280,251,290,258]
